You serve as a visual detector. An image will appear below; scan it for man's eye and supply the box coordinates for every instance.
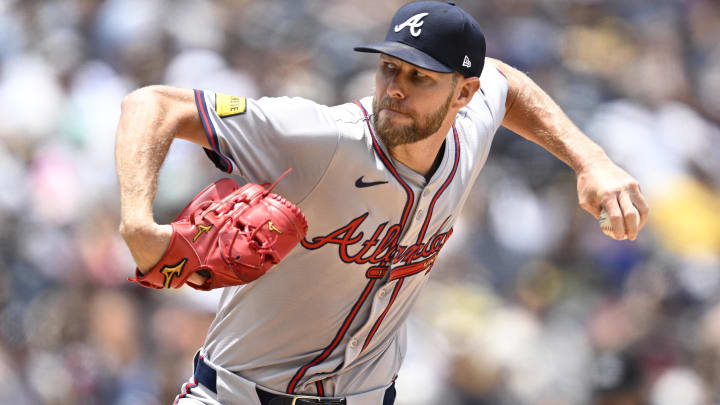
[413,71,427,78]
[384,63,396,70]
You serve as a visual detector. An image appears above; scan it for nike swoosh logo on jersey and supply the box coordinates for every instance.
[355,176,389,188]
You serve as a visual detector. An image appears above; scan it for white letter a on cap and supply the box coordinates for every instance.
[394,12,430,37]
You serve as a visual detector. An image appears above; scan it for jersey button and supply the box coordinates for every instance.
[350,339,358,348]
[416,210,424,220]
[423,189,431,196]
[379,289,386,298]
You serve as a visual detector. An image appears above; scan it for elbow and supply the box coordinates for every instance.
[117,85,203,145]
[121,85,167,114]
[116,86,178,144]
[118,85,181,136]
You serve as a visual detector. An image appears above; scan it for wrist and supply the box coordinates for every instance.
[572,146,610,175]
[119,219,158,239]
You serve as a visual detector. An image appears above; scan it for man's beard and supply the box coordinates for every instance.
[372,90,454,148]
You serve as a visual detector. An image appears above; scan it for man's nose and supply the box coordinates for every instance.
[386,74,405,99]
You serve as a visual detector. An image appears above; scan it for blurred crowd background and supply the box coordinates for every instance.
[1,0,719,404]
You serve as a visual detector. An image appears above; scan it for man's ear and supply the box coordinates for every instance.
[453,76,480,108]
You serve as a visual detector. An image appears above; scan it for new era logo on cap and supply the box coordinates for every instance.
[354,1,486,78]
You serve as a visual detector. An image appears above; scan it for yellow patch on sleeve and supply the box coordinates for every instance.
[215,93,247,118]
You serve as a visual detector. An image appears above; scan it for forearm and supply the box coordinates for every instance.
[493,59,608,173]
[489,59,649,237]
[115,86,180,229]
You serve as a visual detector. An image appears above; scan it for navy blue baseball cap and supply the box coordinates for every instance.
[354,1,486,78]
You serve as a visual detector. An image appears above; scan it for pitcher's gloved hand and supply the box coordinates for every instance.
[128,170,308,290]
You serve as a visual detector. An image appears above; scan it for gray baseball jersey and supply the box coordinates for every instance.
[191,61,508,400]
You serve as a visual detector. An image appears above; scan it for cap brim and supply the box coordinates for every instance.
[354,41,454,73]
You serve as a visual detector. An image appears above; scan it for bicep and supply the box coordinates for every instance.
[483,58,596,171]
[192,93,340,201]
[484,58,543,136]
[134,86,210,148]
[484,58,522,119]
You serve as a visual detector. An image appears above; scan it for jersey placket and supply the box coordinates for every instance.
[287,100,417,394]
[340,119,460,367]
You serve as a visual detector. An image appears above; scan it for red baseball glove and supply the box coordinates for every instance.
[128,170,308,290]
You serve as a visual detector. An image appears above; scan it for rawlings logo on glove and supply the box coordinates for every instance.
[129,169,308,290]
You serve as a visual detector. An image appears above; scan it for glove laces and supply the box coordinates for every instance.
[191,169,294,265]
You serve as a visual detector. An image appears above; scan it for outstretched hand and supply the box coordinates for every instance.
[576,158,649,240]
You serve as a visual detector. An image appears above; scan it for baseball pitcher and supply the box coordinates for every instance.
[115,2,649,404]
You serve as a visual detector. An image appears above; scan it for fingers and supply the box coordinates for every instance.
[600,184,648,241]
[576,159,649,241]
[629,183,650,230]
[602,195,626,240]
[618,192,639,240]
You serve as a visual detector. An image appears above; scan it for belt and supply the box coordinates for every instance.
[256,388,346,405]
[193,354,348,405]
